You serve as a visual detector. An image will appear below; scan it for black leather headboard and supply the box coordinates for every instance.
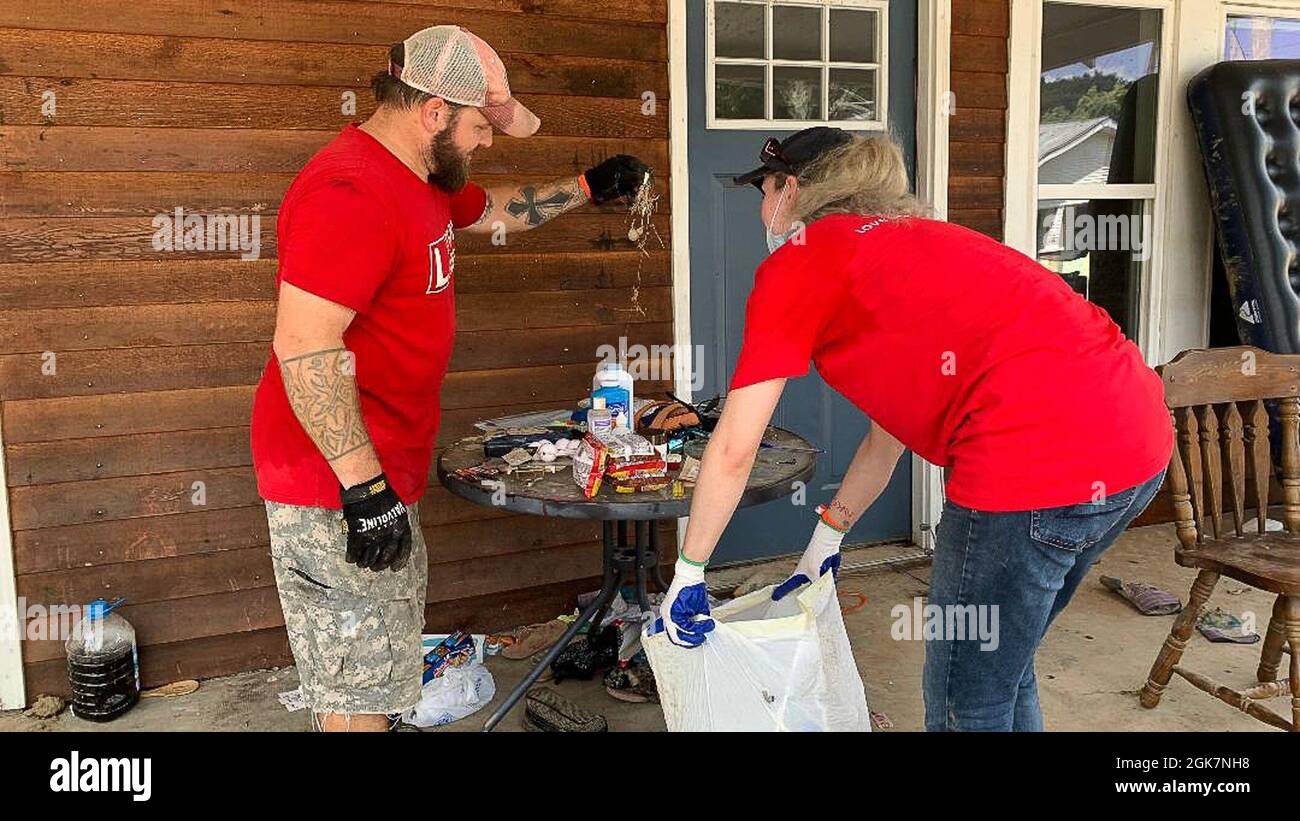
[1188,60,1300,354]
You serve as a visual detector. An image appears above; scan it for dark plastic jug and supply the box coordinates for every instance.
[65,598,139,722]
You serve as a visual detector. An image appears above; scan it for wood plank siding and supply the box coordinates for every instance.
[0,0,675,696]
[948,0,1008,240]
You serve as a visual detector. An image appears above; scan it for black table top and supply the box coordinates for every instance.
[437,424,818,521]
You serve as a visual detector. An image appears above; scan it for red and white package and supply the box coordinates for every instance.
[572,434,609,499]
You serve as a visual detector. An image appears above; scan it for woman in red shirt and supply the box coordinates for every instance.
[659,127,1172,731]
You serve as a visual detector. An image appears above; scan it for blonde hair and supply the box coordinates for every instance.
[781,133,923,224]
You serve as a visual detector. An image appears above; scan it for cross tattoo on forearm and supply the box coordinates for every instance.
[505,184,578,227]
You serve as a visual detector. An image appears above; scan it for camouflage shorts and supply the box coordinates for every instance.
[266,501,427,716]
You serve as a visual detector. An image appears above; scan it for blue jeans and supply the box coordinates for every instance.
[922,470,1165,731]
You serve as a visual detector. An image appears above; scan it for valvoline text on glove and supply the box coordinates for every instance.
[340,472,413,571]
[352,502,406,534]
[340,475,405,535]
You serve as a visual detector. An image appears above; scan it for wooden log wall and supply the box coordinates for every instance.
[0,0,675,697]
[948,0,1008,240]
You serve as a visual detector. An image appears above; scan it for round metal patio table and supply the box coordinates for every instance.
[437,423,817,731]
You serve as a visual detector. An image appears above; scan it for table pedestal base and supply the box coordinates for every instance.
[482,520,670,732]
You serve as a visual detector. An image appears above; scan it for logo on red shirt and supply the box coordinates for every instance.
[427,220,455,294]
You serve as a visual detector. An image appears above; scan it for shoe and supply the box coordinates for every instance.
[522,687,608,732]
[529,649,555,683]
[551,624,619,682]
[603,662,658,704]
[502,620,569,660]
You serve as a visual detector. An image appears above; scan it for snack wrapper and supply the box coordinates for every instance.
[573,434,609,499]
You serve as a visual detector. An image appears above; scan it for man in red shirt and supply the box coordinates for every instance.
[659,128,1172,731]
[251,25,648,731]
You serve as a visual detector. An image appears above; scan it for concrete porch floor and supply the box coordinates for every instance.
[0,522,1284,732]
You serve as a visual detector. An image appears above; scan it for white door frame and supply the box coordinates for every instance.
[668,0,951,552]
[912,0,952,550]
[0,411,24,709]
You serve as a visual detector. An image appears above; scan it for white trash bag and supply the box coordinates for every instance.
[403,663,496,728]
[643,572,871,732]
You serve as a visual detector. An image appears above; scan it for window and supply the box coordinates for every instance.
[1033,2,1165,341]
[1225,14,1300,59]
[708,0,888,129]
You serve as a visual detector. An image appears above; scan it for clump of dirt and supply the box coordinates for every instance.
[25,693,66,720]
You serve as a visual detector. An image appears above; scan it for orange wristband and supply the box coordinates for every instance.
[817,504,851,533]
[577,172,592,200]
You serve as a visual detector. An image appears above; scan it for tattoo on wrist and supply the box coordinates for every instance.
[825,500,855,530]
[504,179,582,227]
[279,347,371,461]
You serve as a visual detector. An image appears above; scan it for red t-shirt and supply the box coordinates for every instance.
[730,214,1172,512]
[250,125,489,508]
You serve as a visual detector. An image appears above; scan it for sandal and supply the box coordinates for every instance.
[1197,607,1261,643]
[502,620,569,660]
[1100,575,1182,616]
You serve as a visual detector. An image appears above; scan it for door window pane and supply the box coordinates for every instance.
[773,5,823,61]
[716,1,765,59]
[716,64,766,119]
[774,66,824,120]
[1039,4,1161,185]
[711,1,885,127]
[1037,198,1149,339]
[830,68,876,121]
[830,8,877,63]
[1225,16,1300,59]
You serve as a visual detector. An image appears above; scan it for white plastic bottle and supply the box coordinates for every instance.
[592,362,635,431]
[587,396,614,439]
[66,598,140,722]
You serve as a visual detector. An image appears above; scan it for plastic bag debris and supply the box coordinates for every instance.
[643,572,870,732]
[403,663,496,728]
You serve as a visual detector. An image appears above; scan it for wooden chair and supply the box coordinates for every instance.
[1140,346,1300,731]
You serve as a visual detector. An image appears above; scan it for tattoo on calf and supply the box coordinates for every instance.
[505,180,581,226]
[279,347,371,461]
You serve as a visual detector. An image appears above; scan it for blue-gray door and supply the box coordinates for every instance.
[687,0,916,564]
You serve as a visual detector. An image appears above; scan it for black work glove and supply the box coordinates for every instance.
[583,154,651,204]
[340,474,412,572]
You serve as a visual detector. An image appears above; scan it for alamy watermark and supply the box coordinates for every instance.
[1047,205,1151,262]
[0,598,86,644]
[596,336,705,392]
[891,597,1000,651]
[152,207,262,260]
[50,752,151,802]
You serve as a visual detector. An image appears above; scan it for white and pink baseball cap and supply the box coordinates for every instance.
[391,25,540,138]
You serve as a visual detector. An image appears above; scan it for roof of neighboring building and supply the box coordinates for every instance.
[1038,117,1116,162]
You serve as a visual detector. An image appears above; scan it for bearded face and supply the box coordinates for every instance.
[426,107,472,193]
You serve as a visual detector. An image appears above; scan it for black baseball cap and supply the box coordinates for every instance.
[732,126,854,189]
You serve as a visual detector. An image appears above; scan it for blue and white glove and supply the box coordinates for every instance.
[655,555,715,648]
[771,508,848,601]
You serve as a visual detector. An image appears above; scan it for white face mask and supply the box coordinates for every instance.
[765,183,799,254]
